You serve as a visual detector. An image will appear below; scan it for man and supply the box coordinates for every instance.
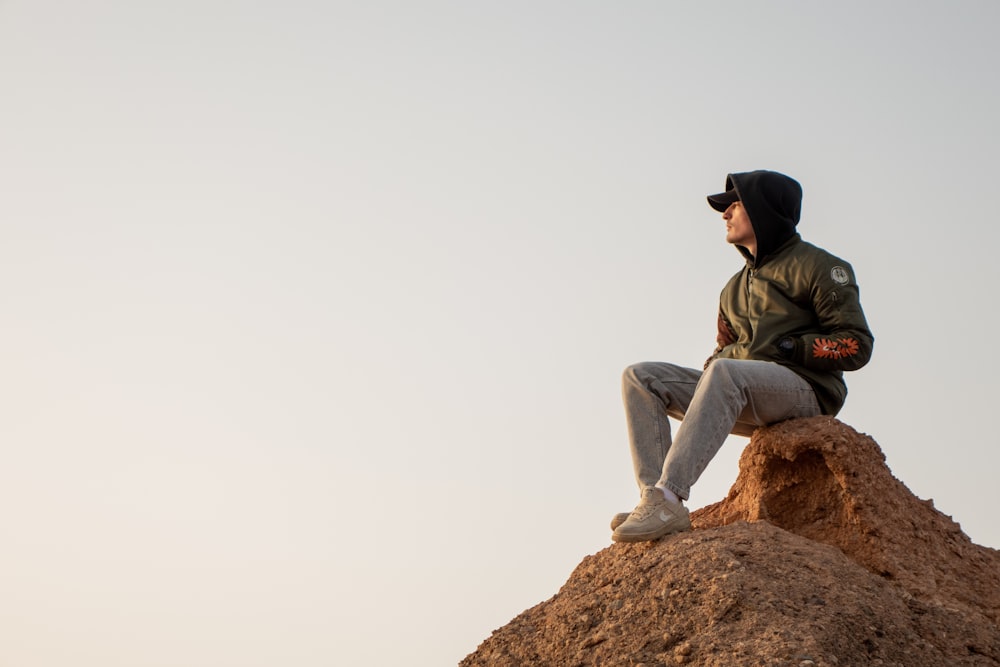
[611,170,873,543]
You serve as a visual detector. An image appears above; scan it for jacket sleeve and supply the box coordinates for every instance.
[782,260,874,372]
[704,310,737,369]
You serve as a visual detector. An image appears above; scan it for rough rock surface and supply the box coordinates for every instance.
[461,417,1000,666]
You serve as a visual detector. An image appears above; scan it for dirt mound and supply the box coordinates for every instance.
[461,417,1000,666]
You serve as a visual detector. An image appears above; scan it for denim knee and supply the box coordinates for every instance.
[622,362,651,390]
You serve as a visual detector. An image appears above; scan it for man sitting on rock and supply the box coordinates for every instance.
[612,170,874,543]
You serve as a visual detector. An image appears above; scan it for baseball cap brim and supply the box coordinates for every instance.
[707,189,739,212]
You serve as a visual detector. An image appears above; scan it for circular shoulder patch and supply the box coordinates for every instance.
[830,266,851,285]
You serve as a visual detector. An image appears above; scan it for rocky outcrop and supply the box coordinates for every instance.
[461,417,1000,666]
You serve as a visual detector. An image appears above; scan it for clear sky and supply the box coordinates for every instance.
[2,2,998,665]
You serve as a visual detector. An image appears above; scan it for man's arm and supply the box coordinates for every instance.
[778,261,874,372]
[704,311,737,369]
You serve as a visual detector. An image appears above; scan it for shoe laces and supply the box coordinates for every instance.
[631,499,665,521]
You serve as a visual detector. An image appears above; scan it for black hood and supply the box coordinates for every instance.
[709,170,803,264]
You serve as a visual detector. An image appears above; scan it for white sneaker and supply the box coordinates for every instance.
[612,487,691,543]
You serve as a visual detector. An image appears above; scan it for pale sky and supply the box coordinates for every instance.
[2,2,999,666]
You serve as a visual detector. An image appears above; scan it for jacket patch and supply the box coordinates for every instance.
[812,337,860,359]
[716,313,736,348]
[830,266,851,285]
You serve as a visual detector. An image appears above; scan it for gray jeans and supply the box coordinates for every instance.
[622,358,821,500]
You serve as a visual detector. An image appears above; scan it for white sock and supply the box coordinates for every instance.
[655,485,681,504]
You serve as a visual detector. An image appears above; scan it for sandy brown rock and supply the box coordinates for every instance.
[695,416,1000,624]
[461,417,1000,666]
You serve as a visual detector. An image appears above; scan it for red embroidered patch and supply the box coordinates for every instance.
[812,337,860,359]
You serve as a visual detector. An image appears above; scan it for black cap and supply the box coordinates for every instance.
[707,188,739,212]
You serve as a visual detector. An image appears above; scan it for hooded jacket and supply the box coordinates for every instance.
[706,171,874,415]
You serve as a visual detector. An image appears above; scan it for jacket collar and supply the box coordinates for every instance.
[742,233,802,270]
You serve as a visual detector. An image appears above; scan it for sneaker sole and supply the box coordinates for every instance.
[611,516,691,543]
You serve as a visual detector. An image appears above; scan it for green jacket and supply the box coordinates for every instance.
[708,234,874,415]
[705,171,873,416]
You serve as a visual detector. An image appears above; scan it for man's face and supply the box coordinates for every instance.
[723,201,755,249]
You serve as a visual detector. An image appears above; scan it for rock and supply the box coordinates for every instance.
[460,417,1000,666]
